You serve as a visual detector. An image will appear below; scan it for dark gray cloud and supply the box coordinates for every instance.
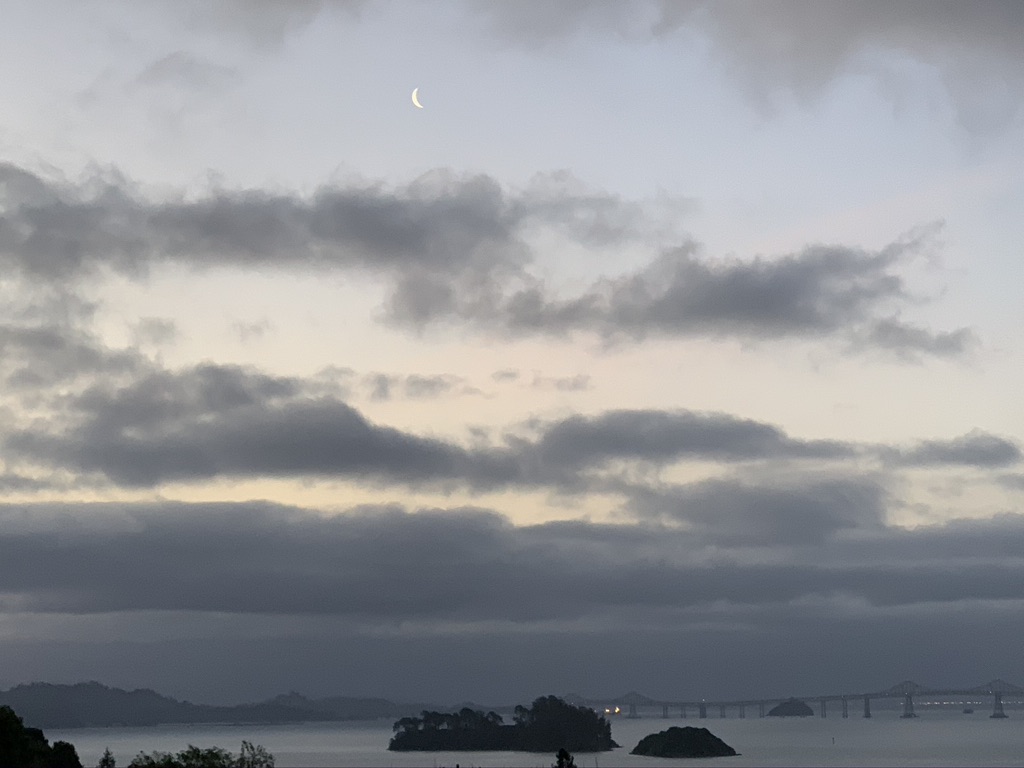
[479,1,1024,132]
[894,430,1022,468]
[529,409,855,470]
[484,238,974,355]
[0,163,967,355]
[7,352,1012,493]
[5,363,863,489]
[1,500,1023,620]
[858,319,978,360]
[2,500,1024,703]
[0,164,636,284]
[622,476,888,546]
[4,365,516,489]
[0,321,141,392]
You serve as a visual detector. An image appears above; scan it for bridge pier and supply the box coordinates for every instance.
[820,699,826,718]
[662,705,668,719]
[719,705,726,718]
[759,702,765,718]
[841,697,848,718]
[991,693,1008,718]
[628,702,638,719]
[699,703,707,719]
[863,696,871,718]
[900,693,917,718]
[680,705,686,719]
[739,705,745,719]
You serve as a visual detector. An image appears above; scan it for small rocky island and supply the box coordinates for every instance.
[631,726,738,758]
[767,698,814,717]
[389,695,618,753]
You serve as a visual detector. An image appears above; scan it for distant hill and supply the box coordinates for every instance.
[767,698,814,717]
[0,682,432,729]
[264,691,434,721]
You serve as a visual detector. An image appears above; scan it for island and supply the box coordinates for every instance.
[389,695,619,753]
[630,726,738,758]
[767,698,814,717]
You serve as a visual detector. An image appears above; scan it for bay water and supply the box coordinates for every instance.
[50,709,1024,767]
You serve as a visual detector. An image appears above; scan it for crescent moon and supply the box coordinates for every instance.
[411,88,424,109]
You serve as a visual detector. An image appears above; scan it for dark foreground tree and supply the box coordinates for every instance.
[390,695,617,752]
[554,747,575,768]
[0,704,83,767]
[128,741,273,767]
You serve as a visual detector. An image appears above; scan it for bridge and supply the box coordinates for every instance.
[578,679,1023,720]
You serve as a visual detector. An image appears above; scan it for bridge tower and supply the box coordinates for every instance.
[991,693,1008,719]
[900,693,917,718]
[862,696,871,718]
[662,704,668,719]
[968,678,1020,718]
[841,697,848,718]
[819,699,826,718]
[719,705,726,718]
[680,705,686,719]
[738,705,745,719]
[758,702,765,718]
[698,703,707,719]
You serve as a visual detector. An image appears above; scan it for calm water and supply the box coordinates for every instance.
[50,710,1024,767]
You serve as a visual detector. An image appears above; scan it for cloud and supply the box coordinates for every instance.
[5,360,863,490]
[133,52,240,92]
[491,368,520,382]
[7,346,1010,493]
[3,364,516,489]
[0,163,967,356]
[530,373,591,391]
[1,501,1023,621]
[856,319,978,360]
[3,499,1023,703]
[527,409,855,471]
[159,0,366,49]
[130,317,178,348]
[231,319,272,343]
[479,1,1024,132]
[894,430,1022,468]
[0,320,141,392]
[365,373,470,401]
[622,475,888,545]
[0,164,638,282]
[396,228,972,357]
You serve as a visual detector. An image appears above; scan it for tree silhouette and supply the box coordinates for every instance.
[554,747,575,768]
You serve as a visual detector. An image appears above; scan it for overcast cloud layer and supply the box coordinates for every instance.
[0,1,1021,708]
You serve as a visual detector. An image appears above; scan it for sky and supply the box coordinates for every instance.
[0,0,1023,707]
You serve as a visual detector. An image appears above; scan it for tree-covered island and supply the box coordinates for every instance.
[389,696,618,753]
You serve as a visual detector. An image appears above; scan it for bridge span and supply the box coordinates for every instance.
[581,679,1022,720]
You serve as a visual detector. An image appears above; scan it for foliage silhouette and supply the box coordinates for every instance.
[127,740,273,767]
[0,704,83,767]
[390,695,617,753]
